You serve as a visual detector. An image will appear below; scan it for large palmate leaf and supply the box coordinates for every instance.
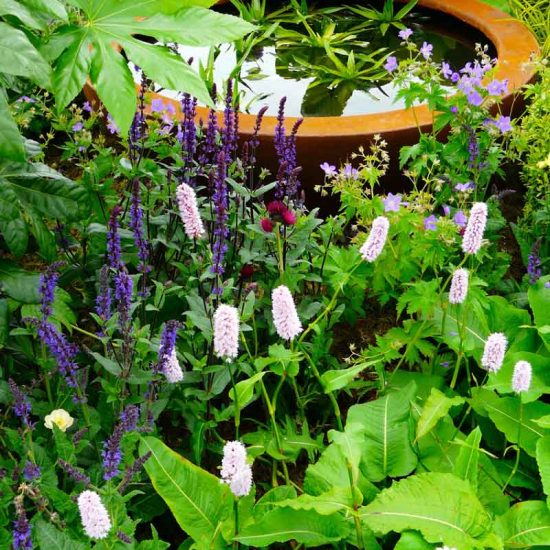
[235,508,351,547]
[48,0,255,134]
[470,388,550,457]
[140,437,233,549]
[361,473,499,549]
[345,382,418,482]
[496,501,550,547]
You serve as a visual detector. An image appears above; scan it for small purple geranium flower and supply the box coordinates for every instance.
[83,101,92,113]
[72,121,83,132]
[455,182,475,192]
[420,42,433,59]
[441,62,453,79]
[454,210,468,227]
[151,98,165,113]
[494,115,512,134]
[343,164,359,179]
[466,89,483,107]
[424,215,438,231]
[106,115,120,135]
[486,79,508,96]
[545,281,550,289]
[398,28,413,41]
[383,193,402,212]
[320,162,337,177]
[384,56,398,72]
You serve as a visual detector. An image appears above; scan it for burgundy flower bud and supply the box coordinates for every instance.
[260,218,274,233]
[281,209,297,226]
[240,264,254,279]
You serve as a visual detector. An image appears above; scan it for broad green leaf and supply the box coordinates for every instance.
[453,427,482,491]
[253,486,297,519]
[533,415,550,429]
[470,388,550,457]
[0,260,40,303]
[320,357,380,392]
[27,209,57,261]
[21,0,68,21]
[416,388,464,441]
[394,531,434,550]
[52,28,92,109]
[229,372,265,409]
[0,161,86,221]
[236,508,351,547]
[496,501,550,547]
[132,8,255,46]
[34,519,87,550]
[361,473,498,549]
[275,486,356,515]
[346,382,417,482]
[0,217,28,257]
[0,298,8,347]
[0,91,24,161]
[529,276,550,351]
[140,437,232,549]
[91,352,122,376]
[90,38,137,135]
[536,436,550,507]
[0,23,51,86]
[0,0,45,30]
[304,441,378,503]
[486,352,550,403]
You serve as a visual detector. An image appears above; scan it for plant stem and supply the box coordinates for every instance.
[229,362,240,440]
[502,400,523,492]
[233,499,240,549]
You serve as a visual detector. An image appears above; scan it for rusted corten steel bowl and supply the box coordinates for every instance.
[85,0,540,207]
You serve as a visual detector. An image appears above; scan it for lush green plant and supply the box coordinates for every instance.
[347,0,419,36]
[2,11,550,550]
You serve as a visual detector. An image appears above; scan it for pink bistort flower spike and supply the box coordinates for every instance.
[163,348,184,383]
[481,332,507,373]
[360,216,390,262]
[77,490,112,540]
[449,268,469,304]
[512,360,532,393]
[220,441,253,497]
[213,304,239,361]
[461,202,488,254]
[272,285,303,341]
[176,182,205,239]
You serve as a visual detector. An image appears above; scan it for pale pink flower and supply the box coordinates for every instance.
[449,268,469,304]
[461,202,488,254]
[163,348,184,383]
[213,304,239,361]
[360,216,390,262]
[512,360,532,393]
[77,490,112,539]
[220,441,253,497]
[176,182,205,239]
[481,332,507,372]
[272,285,302,341]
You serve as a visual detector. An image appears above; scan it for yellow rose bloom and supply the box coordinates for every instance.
[44,409,74,432]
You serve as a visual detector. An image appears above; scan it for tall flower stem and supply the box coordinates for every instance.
[233,500,240,550]
[502,400,523,492]
[298,344,364,549]
[228,362,240,439]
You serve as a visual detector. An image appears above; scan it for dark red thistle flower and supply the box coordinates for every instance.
[260,218,274,233]
[281,209,297,226]
[266,200,287,216]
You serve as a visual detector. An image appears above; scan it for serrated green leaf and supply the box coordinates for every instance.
[140,437,232,549]
[236,508,351,547]
[361,473,497,549]
[416,388,464,441]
